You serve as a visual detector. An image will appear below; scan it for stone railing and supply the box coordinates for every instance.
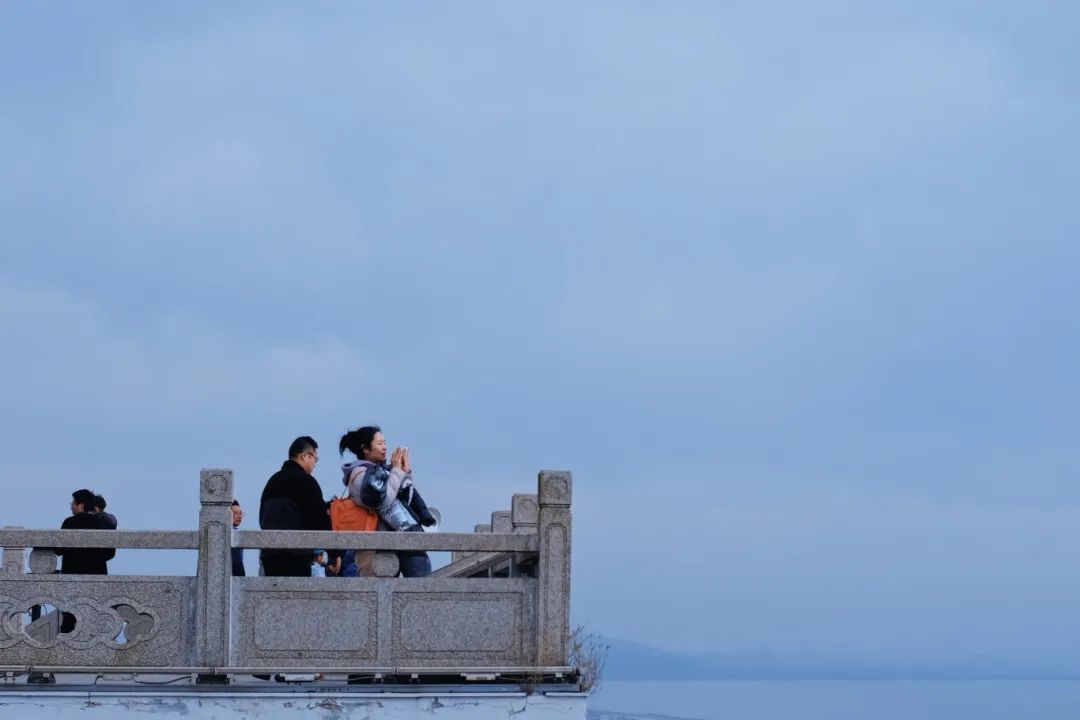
[0,470,572,680]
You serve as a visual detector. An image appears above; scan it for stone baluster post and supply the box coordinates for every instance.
[29,549,57,574]
[510,494,539,577]
[490,511,512,534]
[2,526,25,575]
[196,469,234,673]
[490,511,514,576]
[536,470,572,667]
[511,494,538,533]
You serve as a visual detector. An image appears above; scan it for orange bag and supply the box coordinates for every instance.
[330,495,378,532]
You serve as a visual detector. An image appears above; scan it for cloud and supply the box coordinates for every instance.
[0,1,1079,661]
[0,279,366,414]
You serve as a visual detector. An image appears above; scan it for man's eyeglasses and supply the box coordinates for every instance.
[303,451,319,464]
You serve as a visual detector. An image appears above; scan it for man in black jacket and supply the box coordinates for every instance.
[57,488,116,575]
[259,436,330,576]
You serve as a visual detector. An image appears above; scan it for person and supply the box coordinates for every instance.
[92,494,118,529]
[231,500,246,577]
[56,489,116,575]
[53,489,116,635]
[311,549,328,577]
[258,436,332,577]
[339,426,436,578]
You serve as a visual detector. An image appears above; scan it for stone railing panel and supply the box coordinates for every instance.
[232,578,379,667]
[391,579,537,668]
[232,577,537,669]
[0,575,195,667]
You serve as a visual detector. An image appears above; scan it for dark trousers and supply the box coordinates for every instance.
[398,551,431,577]
[261,551,311,577]
[397,526,430,577]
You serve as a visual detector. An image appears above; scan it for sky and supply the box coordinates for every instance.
[1,2,1078,663]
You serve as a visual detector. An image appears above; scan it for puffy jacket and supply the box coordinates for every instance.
[342,461,436,530]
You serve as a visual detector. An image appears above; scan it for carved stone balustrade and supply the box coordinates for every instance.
[0,469,573,684]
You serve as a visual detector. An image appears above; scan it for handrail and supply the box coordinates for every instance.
[0,529,198,549]
[0,529,538,553]
[235,530,537,552]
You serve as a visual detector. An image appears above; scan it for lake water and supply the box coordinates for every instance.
[589,680,1080,719]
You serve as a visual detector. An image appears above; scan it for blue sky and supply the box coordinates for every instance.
[1,3,1078,662]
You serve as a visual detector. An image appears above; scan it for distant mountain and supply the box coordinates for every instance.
[601,637,1080,681]
[602,637,716,681]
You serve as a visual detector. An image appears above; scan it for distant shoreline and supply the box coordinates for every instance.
[600,637,1080,684]
[601,675,1080,683]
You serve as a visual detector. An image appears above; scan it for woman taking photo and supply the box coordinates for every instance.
[339,425,436,577]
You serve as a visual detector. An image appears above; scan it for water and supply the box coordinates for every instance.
[589,680,1080,720]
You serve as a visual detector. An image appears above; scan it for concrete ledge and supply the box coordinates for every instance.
[0,689,587,719]
[0,665,576,675]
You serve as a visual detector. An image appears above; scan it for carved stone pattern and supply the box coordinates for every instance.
[0,595,17,647]
[0,578,190,667]
[538,471,572,507]
[0,594,158,650]
[200,469,234,504]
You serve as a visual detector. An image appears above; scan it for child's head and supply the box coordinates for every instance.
[313,549,327,565]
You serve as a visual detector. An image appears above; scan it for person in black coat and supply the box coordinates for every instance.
[259,436,331,577]
[92,493,118,530]
[56,489,115,575]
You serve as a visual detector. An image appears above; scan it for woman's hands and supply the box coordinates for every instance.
[391,447,412,473]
